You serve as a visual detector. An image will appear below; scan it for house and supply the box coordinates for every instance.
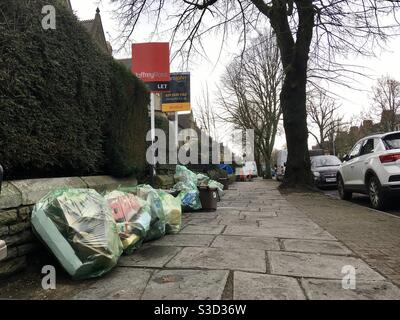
[62,0,112,56]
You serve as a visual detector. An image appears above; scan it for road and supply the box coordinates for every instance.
[322,188,400,218]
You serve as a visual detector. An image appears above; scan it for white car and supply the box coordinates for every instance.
[236,161,258,177]
[337,131,400,210]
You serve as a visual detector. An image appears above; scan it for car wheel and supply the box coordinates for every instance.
[368,176,387,210]
[338,175,352,200]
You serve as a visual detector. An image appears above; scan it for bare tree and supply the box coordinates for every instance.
[195,84,219,142]
[371,76,400,132]
[307,89,342,150]
[112,0,400,188]
[218,30,283,178]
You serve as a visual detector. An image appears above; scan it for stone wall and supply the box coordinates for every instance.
[0,176,137,278]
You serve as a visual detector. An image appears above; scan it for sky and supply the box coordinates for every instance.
[70,0,400,151]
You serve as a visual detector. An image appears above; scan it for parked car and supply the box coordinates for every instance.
[337,131,400,210]
[276,164,285,181]
[311,155,342,188]
[243,161,258,177]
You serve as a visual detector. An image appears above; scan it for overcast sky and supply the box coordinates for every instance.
[70,0,400,151]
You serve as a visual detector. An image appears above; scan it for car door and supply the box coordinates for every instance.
[342,140,363,185]
[354,138,375,185]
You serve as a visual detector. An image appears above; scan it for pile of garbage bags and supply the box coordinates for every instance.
[173,165,202,211]
[31,165,225,280]
[31,184,182,280]
[172,165,224,211]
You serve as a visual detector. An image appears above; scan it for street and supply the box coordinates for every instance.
[1,179,400,300]
[322,188,400,218]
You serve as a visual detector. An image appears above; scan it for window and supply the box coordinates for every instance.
[383,133,400,150]
[349,141,362,159]
[360,139,375,156]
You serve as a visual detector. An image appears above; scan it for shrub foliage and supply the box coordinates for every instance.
[0,0,149,179]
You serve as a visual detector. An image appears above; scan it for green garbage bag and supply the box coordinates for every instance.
[122,185,166,242]
[173,165,202,211]
[157,190,182,234]
[208,179,225,196]
[105,190,151,254]
[197,173,210,187]
[174,165,198,187]
[31,189,123,280]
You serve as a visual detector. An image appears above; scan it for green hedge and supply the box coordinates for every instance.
[0,0,149,180]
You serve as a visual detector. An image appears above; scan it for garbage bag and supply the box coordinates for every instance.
[157,190,182,234]
[173,165,202,211]
[121,185,166,242]
[196,173,210,187]
[31,188,123,280]
[105,190,151,254]
[208,179,225,196]
[174,165,198,189]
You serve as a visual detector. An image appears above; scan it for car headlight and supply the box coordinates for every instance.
[313,171,320,177]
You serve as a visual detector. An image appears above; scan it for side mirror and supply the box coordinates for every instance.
[342,154,350,162]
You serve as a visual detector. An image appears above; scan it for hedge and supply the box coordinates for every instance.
[0,0,149,180]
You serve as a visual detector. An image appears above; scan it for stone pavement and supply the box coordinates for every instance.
[284,189,400,289]
[1,179,400,300]
[70,179,400,300]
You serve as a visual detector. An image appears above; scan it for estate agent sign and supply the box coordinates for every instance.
[161,72,191,112]
[132,42,170,92]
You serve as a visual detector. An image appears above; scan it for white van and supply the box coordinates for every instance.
[239,161,258,177]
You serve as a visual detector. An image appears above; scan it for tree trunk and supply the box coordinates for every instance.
[254,149,262,177]
[269,0,315,189]
[280,68,313,188]
[263,154,272,179]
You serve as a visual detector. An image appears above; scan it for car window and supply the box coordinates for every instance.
[383,133,400,150]
[311,156,341,168]
[360,139,375,156]
[349,141,362,158]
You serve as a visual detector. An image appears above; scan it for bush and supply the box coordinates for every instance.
[105,61,149,177]
[0,0,149,180]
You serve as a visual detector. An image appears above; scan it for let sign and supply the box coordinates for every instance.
[161,72,191,112]
[132,42,170,92]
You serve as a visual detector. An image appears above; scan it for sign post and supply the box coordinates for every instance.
[132,42,170,183]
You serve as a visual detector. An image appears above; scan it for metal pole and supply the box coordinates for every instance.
[175,112,179,149]
[150,93,156,184]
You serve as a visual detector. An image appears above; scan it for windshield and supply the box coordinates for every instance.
[311,156,341,168]
[383,133,400,150]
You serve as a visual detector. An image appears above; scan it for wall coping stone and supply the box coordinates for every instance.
[0,182,22,210]
[0,175,138,208]
[80,175,138,193]
[10,177,87,206]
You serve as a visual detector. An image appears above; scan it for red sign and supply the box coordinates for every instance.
[132,42,170,92]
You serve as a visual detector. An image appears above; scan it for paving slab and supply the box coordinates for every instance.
[269,251,385,280]
[215,208,241,215]
[118,246,182,268]
[180,224,225,235]
[73,268,153,300]
[234,271,306,300]
[166,247,266,272]
[216,217,258,226]
[141,269,229,300]
[144,234,215,247]
[258,217,320,228]
[239,212,278,219]
[185,212,218,219]
[301,279,400,300]
[211,235,280,251]
[224,225,336,240]
[283,239,352,255]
